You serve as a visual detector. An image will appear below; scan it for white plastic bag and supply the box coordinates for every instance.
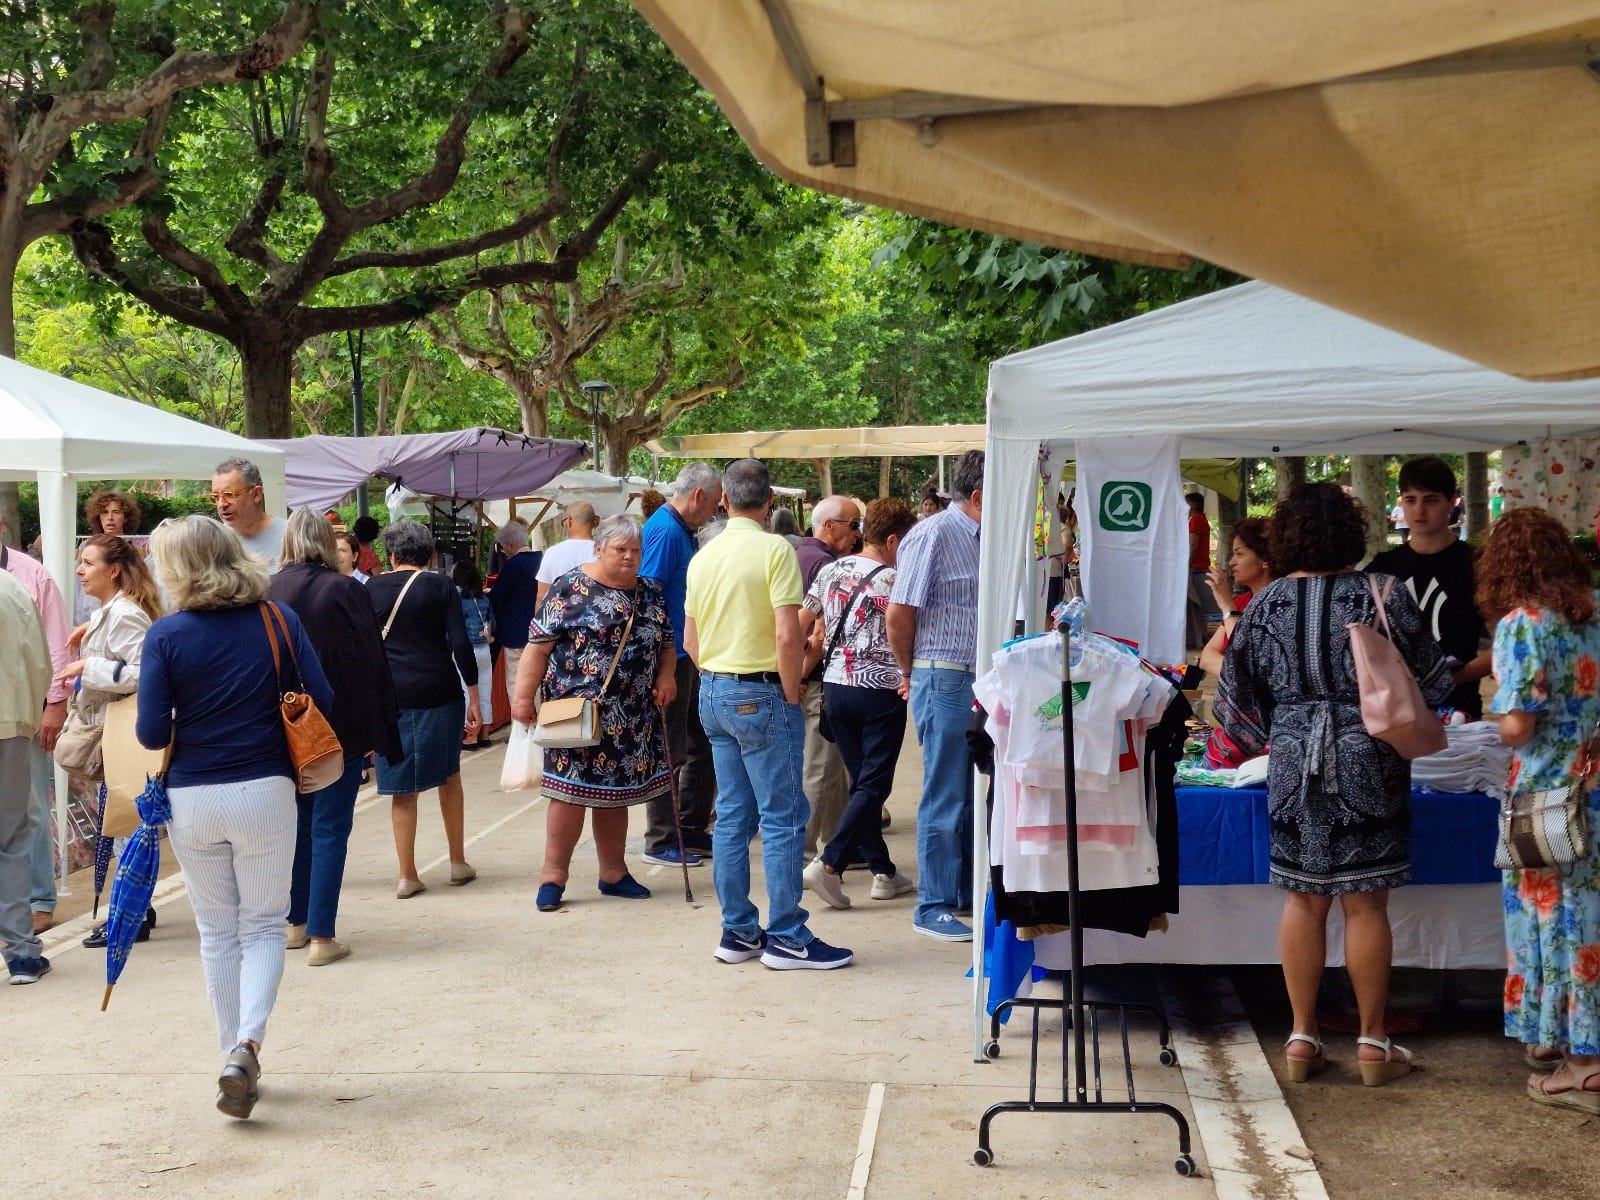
[500,721,541,791]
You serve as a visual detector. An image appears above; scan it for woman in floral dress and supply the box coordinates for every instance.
[510,515,675,912]
[1479,506,1600,1113]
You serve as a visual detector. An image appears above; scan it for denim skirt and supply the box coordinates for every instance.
[375,698,465,795]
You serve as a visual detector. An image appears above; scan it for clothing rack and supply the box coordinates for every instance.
[973,625,1197,1177]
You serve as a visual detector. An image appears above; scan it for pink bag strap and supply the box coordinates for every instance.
[1365,573,1396,641]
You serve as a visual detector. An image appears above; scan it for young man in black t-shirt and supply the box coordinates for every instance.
[1366,457,1491,717]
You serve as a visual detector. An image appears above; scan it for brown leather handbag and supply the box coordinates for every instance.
[260,602,344,793]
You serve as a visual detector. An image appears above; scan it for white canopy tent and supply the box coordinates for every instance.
[979,281,1600,670]
[0,355,284,892]
[968,281,1600,1057]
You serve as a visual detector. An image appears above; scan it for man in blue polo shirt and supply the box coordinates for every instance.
[640,463,723,866]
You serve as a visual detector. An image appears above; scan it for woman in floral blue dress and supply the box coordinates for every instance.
[510,516,675,912]
[1479,506,1600,1114]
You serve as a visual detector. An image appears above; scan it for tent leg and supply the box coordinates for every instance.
[37,470,75,898]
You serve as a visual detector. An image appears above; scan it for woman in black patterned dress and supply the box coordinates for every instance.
[510,515,675,912]
[1215,484,1452,1086]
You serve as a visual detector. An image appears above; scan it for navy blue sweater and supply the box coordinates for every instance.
[137,604,333,787]
[488,550,542,650]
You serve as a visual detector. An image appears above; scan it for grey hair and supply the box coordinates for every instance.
[281,507,339,569]
[722,458,771,512]
[150,515,270,611]
[495,519,529,552]
[673,462,721,498]
[768,507,799,536]
[213,457,264,488]
[382,519,435,567]
[952,449,985,501]
[696,514,728,548]
[593,514,643,552]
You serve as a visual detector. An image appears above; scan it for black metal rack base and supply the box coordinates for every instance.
[973,626,1199,1178]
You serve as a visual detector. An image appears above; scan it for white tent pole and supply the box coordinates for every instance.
[938,454,946,491]
[37,470,75,897]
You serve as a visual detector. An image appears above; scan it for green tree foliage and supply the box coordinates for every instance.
[61,0,791,441]
[872,216,1239,360]
[0,0,316,355]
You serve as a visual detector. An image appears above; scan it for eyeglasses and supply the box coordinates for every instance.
[207,488,254,504]
[826,517,863,532]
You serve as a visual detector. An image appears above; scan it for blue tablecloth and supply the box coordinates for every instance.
[1176,785,1499,887]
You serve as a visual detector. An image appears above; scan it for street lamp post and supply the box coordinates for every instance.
[579,379,613,471]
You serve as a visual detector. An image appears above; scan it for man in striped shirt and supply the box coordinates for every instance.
[886,450,984,942]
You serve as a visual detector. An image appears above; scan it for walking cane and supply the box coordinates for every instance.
[658,704,695,905]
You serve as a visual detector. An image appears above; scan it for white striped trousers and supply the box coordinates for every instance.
[167,775,296,1053]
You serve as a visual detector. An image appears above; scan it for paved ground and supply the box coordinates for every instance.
[5,732,1589,1199]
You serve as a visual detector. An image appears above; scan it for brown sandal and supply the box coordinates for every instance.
[1527,1062,1600,1114]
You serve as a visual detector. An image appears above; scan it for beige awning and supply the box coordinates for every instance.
[647,424,986,460]
[635,2,1600,379]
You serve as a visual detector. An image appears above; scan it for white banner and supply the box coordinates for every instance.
[1073,435,1187,662]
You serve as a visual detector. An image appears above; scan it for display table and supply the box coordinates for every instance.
[1031,786,1506,971]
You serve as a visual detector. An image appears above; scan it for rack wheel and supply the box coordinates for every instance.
[973,1147,994,1167]
[1159,1046,1179,1067]
[1174,1154,1197,1177]
[983,1041,1001,1060]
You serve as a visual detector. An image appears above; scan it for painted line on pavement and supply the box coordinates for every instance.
[1164,972,1329,1200]
[846,1081,886,1200]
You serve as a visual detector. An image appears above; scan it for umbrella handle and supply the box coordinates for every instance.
[100,984,114,1012]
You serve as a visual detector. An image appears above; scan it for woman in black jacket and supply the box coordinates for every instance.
[269,510,402,965]
[368,520,482,898]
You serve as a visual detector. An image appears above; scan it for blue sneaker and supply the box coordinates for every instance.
[597,873,651,899]
[7,955,51,985]
[641,847,702,867]
[713,928,766,963]
[760,937,854,971]
[913,913,974,942]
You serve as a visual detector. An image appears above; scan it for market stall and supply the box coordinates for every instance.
[0,355,285,889]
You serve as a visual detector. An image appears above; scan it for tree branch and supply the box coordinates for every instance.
[138,211,248,318]
[555,149,662,266]
[300,253,577,336]
[68,221,234,339]
[19,99,173,242]
[326,196,567,277]
[68,3,119,93]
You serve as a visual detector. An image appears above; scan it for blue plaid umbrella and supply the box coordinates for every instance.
[92,783,115,920]
[100,775,171,1012]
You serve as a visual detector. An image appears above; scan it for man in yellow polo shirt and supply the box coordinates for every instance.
[685,459,853,971]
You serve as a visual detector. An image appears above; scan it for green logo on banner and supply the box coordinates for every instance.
[1098,482,1152,532]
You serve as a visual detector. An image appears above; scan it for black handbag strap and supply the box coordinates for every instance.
[814,563,888,682]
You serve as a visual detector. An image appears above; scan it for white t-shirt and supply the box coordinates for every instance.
[236,516,288,572]
[536,538,594,586]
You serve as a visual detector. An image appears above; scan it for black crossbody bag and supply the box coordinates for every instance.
[815,564,889,743]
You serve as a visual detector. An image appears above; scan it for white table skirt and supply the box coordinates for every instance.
[1028,883,1505,971]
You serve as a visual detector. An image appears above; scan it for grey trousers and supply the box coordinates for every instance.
[644,656,717,852]
[802,681,850,856]
[0,737,43,964]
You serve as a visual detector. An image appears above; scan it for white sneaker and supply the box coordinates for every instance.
[870,872,916,900]
[803,858,851,909]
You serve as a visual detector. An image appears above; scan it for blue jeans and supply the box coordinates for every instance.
[699,675,813,950]
[910,666,975,924]
[821,683,905,877]
[287,754,364,938]
[27,741,56,912]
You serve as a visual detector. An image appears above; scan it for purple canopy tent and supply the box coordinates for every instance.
[260,427,589,511]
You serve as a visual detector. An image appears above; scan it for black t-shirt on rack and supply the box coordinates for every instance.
[1366,540,1486,717]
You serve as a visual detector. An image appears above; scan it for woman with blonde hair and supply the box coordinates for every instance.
[56,535,161,948]
[136,515,332,1120]
[1478,506,1600,1112]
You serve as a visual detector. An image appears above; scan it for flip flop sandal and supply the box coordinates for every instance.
[1357,1037,1415,1087]
[1525,1045,1564,1073]
[1285,1033,1327,1083]
[1527,1063,1600,1114]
